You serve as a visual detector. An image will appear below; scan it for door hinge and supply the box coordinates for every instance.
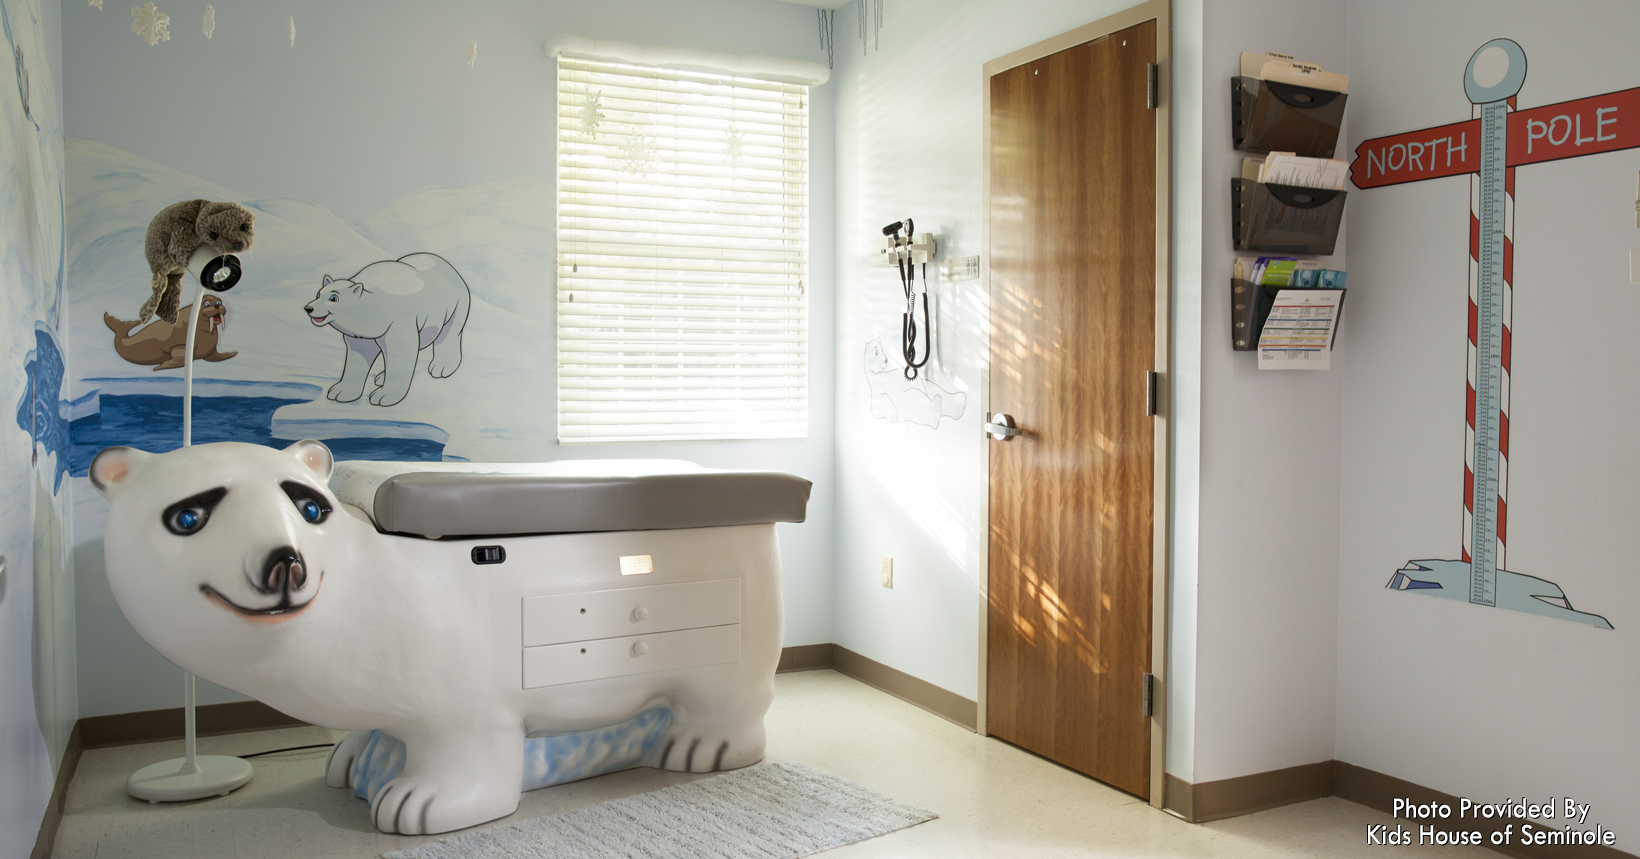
[1146,62,1158,109]
[1142,672,1155,718]
[1145,370,1159,417]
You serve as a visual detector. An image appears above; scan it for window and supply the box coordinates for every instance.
[556,57,809,443]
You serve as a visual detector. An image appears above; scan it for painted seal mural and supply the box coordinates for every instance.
[105,294,235,370]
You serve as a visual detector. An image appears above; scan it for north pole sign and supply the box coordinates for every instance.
[1357,39,1615,628]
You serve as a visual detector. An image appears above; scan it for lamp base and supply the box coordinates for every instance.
[127,755,254,803]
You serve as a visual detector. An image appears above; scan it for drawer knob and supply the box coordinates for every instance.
[630,641,649,657]
[630,606,649,622]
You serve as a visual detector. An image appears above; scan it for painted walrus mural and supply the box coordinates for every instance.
[305,252,470,407]
[105,294,236,370]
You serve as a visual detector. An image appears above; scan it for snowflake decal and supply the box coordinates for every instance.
[130,2,170,46]
[580,89,605,137]
[723,125,746,167]
[619,133,658,175]
[203,4,214,38]
[467,39,477,67]
[88,0,103,9]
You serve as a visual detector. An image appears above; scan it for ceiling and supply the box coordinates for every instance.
[768,0,853,9]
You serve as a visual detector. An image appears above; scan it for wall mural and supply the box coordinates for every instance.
[65,138,556,473]
[1350,39,1635,629]
[307,253,470,407]
[1,0,75,804]
[862,339,965,429]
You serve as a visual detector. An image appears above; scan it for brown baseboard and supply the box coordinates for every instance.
[776,643,835,673]
[1336,761,1632,859]
[30,721,83,859]
[777,643,978,730]
[79,699,307,749]
[1164,760,1633,858]
[830,645,978,730]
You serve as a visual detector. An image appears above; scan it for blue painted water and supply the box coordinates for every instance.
[68,393,446,476]
[18,326,71,492]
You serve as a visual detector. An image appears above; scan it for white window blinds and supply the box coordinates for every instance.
[556,57,809,444]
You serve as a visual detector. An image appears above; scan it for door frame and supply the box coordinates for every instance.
[976,0,1173,809]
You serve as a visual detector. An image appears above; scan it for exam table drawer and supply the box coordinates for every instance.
[521,578,741,647]
[522,624,742,689]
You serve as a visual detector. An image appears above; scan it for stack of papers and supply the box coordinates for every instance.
[1242,152,1349,191]
[1240,51,1348,93]
[1258,289,1344,371]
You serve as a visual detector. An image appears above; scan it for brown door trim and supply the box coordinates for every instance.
[979,0,1172,809]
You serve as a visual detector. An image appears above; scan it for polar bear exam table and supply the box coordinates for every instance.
[89,442,811,835]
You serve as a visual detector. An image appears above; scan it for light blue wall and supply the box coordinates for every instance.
[61,0,837,718]
[1,0,71,854]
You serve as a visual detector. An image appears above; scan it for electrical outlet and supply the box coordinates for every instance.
[880,556,894,589]
[1630,248,1640,284]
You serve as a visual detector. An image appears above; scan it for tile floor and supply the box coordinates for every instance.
[52,670,1495,858]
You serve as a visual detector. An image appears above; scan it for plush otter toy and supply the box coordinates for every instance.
[141,199,256,324]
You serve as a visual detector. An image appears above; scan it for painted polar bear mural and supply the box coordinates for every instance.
[88,440,787,834]
[306,253,470,407]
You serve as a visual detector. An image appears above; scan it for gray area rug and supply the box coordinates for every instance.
[382,762,937,859]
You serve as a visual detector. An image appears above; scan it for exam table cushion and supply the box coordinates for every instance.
[329,460,812,537]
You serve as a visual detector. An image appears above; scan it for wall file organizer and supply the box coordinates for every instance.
[1232,76,1347,158]
[1232,179,1345,255]
[1229,279,1346,351]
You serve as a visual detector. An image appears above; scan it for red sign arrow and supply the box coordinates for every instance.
[1350,85,1640,188]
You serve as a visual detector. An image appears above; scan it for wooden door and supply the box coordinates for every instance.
[986,19,1156,799]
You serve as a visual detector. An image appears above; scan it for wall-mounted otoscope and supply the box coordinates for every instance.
[879,219,937,380]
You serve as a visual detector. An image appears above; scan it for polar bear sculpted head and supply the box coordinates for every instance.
[90,440,342,678]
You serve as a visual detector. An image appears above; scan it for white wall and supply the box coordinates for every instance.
[829,0,1208,781]
[1189,0,1347,784]
[61,0,838,718]
[1339,0,1639,847]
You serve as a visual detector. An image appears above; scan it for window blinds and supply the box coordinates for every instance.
[556,57,809,444]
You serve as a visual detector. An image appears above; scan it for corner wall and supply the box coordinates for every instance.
[1,0,73,854]
[1189,0,1346,784]
[1339,1,1638,848]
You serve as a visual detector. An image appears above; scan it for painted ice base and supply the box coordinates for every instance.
[1388,559,1613,628]
[349,708,675,804]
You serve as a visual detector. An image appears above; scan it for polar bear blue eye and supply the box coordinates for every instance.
[327,294,337,302]
[161,487,227,537]
[281,481,332,525]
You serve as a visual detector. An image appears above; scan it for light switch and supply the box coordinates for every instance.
[881,557,894,589]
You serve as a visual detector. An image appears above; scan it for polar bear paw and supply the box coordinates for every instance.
[326,380,364,403]
[369,774,520,835]
[657,728,765,774]
[325,730,373,789]
[369,384,410,407]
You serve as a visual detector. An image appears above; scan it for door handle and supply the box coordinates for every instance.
[985,413,1022,441]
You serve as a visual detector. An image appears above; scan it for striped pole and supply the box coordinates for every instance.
[1461,41,1525,606]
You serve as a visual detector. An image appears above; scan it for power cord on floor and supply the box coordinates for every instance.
[240,743,335,759]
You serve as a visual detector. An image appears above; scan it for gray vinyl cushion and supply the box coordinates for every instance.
[364,470,812,537]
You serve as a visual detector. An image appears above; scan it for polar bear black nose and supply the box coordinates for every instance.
[262,547,307,594]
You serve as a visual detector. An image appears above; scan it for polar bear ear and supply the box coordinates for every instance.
[89,447,152,499]
[322,275,332,287]
[285,440,334,481]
